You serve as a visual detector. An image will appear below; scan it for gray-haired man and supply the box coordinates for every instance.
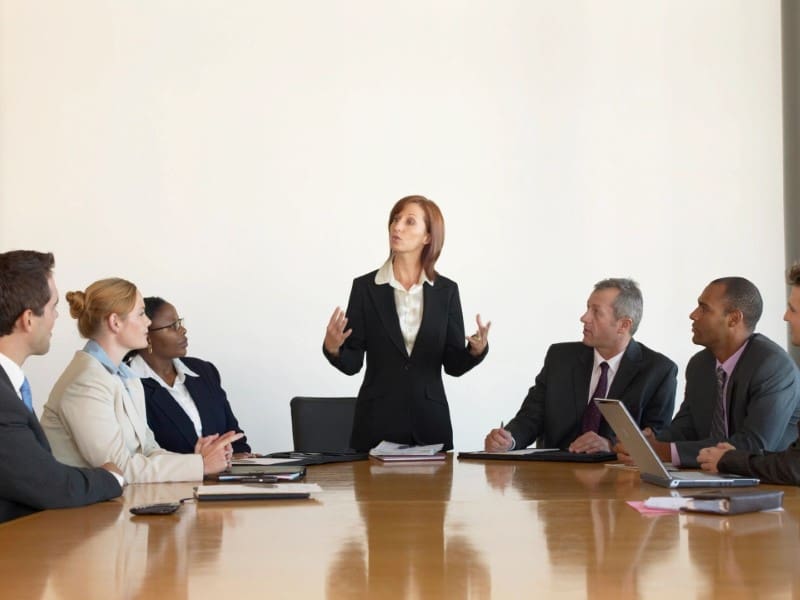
[485,278,677,454]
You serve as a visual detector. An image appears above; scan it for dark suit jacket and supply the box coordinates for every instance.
[324,271,487,452]
[505,340,677,450]
[718,422,800,485]
[0,365,121,523]
[660,333,800,467]
[141,357,250,454]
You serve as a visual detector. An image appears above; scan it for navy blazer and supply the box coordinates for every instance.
[324,270,488,452]
[662,333,800,467]
[505,340,677,450]
[0,366,121,523]
[141,357,251,454]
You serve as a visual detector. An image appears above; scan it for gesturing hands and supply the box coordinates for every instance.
[324,307,352,357]
[195,431,245,475]
[467,314,491,356]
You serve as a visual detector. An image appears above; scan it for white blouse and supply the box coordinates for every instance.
[374,258,433,355]
[128,355,203,437]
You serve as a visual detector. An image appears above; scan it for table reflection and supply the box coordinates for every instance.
[685,507,800,597]
[327,458,491,599]
[482,461,679,598]
[35,485,229,600]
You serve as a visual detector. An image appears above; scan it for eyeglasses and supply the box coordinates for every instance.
[148,318,185,333]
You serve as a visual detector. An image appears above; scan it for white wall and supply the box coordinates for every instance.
[0,0,785,452]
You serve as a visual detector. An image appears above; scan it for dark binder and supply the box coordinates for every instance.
[680,489,784,515]
[266,451,369,465]
[205,465,306,481]
[458,450,617,463]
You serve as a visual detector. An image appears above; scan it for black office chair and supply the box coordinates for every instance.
[290,396,357,453]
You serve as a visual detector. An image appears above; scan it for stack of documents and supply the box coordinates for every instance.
[369,441,446,462]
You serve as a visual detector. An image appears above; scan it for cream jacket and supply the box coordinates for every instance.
[41,351,203,483]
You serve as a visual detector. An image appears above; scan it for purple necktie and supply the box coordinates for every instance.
[709,366,728,440]
[581,362,609,434]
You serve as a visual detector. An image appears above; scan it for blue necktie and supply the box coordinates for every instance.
[581,362,609,433]
[20,377,33,413]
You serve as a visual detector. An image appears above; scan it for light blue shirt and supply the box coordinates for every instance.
[82,340,137,380]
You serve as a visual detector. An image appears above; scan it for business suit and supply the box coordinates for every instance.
[505,340,677,450]
[141,356,250,454]
[0,365,121,523]
[716,422,800,484]
[325,270,487,452]
[660,333,800,467]
[41,351,203,483]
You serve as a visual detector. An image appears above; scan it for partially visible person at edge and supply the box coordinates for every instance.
[126,296,254,458]
[0,250,122,523]
[698,266,800,483]
[323,195,490,452]
[41,277,242,482]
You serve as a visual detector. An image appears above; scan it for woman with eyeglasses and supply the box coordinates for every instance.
[323,195,491,452]
[126,297,254,458]
[41,278,242,483]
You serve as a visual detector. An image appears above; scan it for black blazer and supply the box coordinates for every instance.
[0,366,121,523]
[325,270,487,452]
[505,340,677,450]
[141,357,250,454]
[662,333,800,467]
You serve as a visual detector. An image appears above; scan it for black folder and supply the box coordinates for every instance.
[205,465,306,481]
[458,450,618,463]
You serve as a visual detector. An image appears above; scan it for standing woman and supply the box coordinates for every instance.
[41,278,240,483]
[323,195,490,452]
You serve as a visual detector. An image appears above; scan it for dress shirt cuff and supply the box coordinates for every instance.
[509,436,516,451]
[110,471,125,487]
[670,443,680,467]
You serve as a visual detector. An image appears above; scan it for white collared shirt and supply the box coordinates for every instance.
[587,347,626,404]
[128,355,203,437]
[374,258,433,355]
[0,352,25,402]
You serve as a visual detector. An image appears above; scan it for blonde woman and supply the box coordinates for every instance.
[41,278,240,483]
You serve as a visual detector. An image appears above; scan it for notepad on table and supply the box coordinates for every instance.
[194,483,322,501]
[369,441,446,462]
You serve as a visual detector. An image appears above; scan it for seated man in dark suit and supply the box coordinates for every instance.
[0,250,123,523]
[484,278,677,454]
[628,277,800,469]
[697,268,800,482]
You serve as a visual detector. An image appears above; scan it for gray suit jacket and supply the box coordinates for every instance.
[660,333,800,467]
[505,340,677,450]
[0,365,121,523]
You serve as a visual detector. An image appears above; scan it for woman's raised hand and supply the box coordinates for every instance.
[466,313,491,356]
[324,306,352,357]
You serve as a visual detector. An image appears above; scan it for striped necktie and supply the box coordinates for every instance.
[709,366,728,439]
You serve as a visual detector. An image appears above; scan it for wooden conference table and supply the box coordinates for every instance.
[1,456,798,599]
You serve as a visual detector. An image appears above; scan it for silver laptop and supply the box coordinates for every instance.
[595,399,759,488]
